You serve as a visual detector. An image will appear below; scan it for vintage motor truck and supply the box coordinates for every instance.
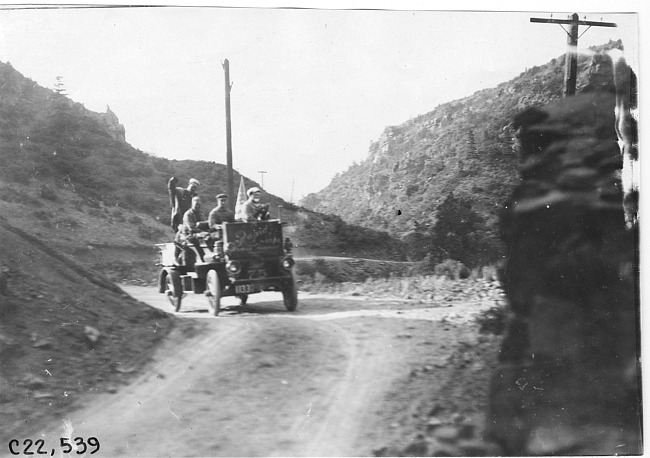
[156,219,297,316]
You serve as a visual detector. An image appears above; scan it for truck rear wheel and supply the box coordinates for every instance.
[207,269,222,316]
[165,270,182,312]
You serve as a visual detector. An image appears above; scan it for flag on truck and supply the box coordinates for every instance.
[234,177,247,221]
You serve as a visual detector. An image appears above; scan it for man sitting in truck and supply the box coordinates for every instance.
[238,187,271,222]
[175,195,208,264]
[207,193,235,251]
[209,194,235,229]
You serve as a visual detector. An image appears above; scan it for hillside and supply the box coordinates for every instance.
[302,40,625,267]
[0,61,406,283]
[0,61,266,223]
[0,217,179,441]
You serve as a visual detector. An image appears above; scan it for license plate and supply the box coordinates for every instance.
[235,284,261,294]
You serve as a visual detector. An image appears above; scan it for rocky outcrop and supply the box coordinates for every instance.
[487,82,641,453]
[92,105,126,142]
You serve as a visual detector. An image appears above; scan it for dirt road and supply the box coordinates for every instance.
[38,287,495,457]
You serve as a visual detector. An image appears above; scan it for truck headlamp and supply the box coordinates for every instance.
[226,260,241,274]
[281,257,295,270]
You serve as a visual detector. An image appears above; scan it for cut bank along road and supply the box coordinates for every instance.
[39,286,492,457]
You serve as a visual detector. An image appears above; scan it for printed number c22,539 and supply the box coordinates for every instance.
[7,437,101,455]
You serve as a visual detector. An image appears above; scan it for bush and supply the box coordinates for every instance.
[475,303,509,335]
[33,210,52,220]
[458,264,470,279]
[313,271,330,284]
[137,224,165,241]
[84,198,101,209]
[0,164,32,185]
[0,187,42,206]
[71,199,85,212]
[156,211,171,227]
[39,185,58,201]
[294,258,345,283]
[312,258,344,282]
[434,259,469,280]
[295,261,316,278]
[476,264,499,282]
[54,217,79,229]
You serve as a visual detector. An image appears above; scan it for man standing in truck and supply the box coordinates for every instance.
[168,176,200,232]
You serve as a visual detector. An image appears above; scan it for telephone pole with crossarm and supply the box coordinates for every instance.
[223,59,235,211]
[530,13,617,97]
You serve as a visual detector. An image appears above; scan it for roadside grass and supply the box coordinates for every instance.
[296,258,502,297]
[300,273,501,298]
[295,257,509,334]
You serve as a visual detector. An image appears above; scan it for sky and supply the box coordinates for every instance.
[0,1,643,202]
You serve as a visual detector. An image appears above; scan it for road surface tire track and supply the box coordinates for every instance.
[39,318,258,456]
[36,286,493,456]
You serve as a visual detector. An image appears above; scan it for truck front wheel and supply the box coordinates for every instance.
[206,269,222,316]
[282,274,298,312]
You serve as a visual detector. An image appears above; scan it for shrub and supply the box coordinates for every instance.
[458,264,470,279]
[39,185,58,201]
[295,261,316,278]
[434,259,469,280]
[33,210,52,220]
[312,258,341,282]
[71,199,85,212]
[137,224,165,241]
[55,217,79,228]
[0,188,42,206]
[84,198,100,209]
[406,183,419,197]
[1,165,32,185]
[478,264,499,282]
[475,303,509,335]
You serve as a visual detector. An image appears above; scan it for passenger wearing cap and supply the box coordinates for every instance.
[238,187,271,222]
[174,195,208,264]
[206,193,235,252]
[208,194,235,229]
[168,176,200,232]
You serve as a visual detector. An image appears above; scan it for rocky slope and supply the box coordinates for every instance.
[302,40,625,267]
[0,218,177,442]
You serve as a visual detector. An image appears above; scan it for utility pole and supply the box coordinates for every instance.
[223,59,235,211]
[258,171,267,189]
[530,13,616,97]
